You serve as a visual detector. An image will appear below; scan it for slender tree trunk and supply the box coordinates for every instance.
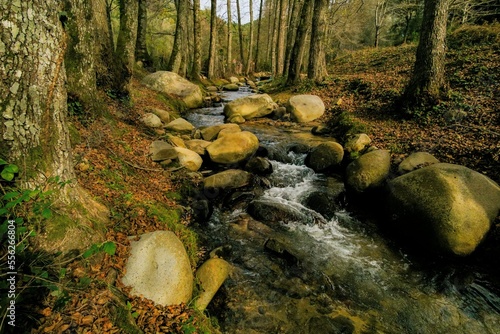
[402,0,449,109]
[245,0,254,75]
[168,0,187,73]
[276,0,289,76]
[287,0,313,84]
[271,0,279,75]
[135,0,152,67]
[308,0,328,82]
[116,0,139,92]
[0,0,108,250]
[191,0,202,80]
[254,0,264,71]
[265,0,274,68]
[227,0,233,75]
[208,0,217,79]
[284,0,303,78]
[374,1,387,48]
[236,0,245,73]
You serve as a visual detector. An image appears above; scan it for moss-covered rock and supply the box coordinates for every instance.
[346,149,391,192]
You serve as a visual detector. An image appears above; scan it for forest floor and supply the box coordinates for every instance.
[10,24,499,334]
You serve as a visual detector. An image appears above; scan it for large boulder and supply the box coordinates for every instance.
[398,152,439,175]
[201,124,241,141]
[194,258,232,311]
[204,169,252,189]
[149,141,178,162]
[387,163,500,256]
[346,149,391,192]
[165,118,195,134]
[223,94,277,120]
[305,142,344,172]
[286,95,325,123]
[174,147,203,171]
[121,231,193,306]
[142,71,203,109]
[206,131,259,164]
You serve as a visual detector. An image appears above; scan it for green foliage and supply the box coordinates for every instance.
[326,108,368,142]
[82,241,117,259]
[448,24,500,50]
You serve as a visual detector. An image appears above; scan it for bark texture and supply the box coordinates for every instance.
[245,0,254,75]
[116,0,139,90]
[135,0,152,67]
[168,0,187,74]
[191,0,202,80]
[402,0,449,108]
[208,0,217,79]
[308,0,328,82]
[226,0,233,75]
[276,0,289,76]
[287,0,313,84]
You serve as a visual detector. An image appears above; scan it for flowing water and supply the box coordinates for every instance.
[186,88,500,333]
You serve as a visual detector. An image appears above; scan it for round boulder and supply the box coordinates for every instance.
[141,113,163,128]
[206,131,259,164]
[244,157,273,175]
[201,124,241,141]
[194,258,231,311]
[174,147,203,171]
[222,84,239,91]
[142,71,203,109]
[346,149,391,192]
[305,141,344,172]
[149,140,177,162]
[204,169,252,190]
[344,133,371,153]
[223,94,277,120]
[286,95,325,123]
[398,152,439,175]
[121,231,193,306]
[165,118,195,134]
[387,163,500,256]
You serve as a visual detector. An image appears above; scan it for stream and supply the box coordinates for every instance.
[186,87,500,333]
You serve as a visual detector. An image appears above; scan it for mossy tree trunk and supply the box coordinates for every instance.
[168,0,187,74]
[284,0,304,78]
[402,0,449,111]
[276,0,288,77]
[116,0,138,92]
[191,0,202,81]
[308,0,328,82]
[287,0,313,85]
[135,0,152,68]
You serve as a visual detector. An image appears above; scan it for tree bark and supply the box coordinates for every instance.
[284,0,303,78]
[308,0,328,82]
[236,0,245,73]
[402,0,449,109]
[287,0,313,84]
[245,0,254,75]
[276,0,289,76]
[227,0,233,75]
[168,0,187,74]
[254,0,264,71]
[135,0,152,67]
[191,0,202,80]
[116,0,139,92]
[208,0,217,79]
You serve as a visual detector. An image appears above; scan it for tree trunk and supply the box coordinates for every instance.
[227,0,233,76]
[271,0,279,75]
[308,0,328,82]
[168,0,187,74]
[135,0,152,67]
[284,0,303,78]
[245,0,254,75]
[116,0,139,92]
[208,0,217,79]
[276,0,289,76]
[287,0,313,84]
[254,0,264,71]
[402,0,449,109]
[191,0,202,80]
[236,0,245,73]
[0,0,108,250]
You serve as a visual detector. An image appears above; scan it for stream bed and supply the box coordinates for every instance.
[186,88,500,333]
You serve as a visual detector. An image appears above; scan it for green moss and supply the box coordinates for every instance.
[68,123,82,146]
[44,213,77,242]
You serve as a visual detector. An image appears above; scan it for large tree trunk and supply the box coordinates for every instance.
[245,0,254,75]
[0,0,107,251]
[284,0,303,78]
[308,0,328,82]
[402,0,449,110]
[287,0,313,84]
[135,0,152,67]
[254,0,264,71]
[116,0,139,93]
[191,0,202,80]
[276,0,289,76]
[208,0,217,79]
[168,0,187,74]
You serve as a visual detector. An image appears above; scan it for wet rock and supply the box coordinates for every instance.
[398,152,439,175]
[248,199,315,225]
[201,123,241,141]
[194,258,232,311]
[229,76,240,84]
[286,95,325,123]
[191,199,212,223]
[387,163,500,256]
[206,131,259,164]
[174,147,203,171]
[307,316,355,334]
[164,118,195,134]
[305,141,344,172]
[142,71,203,108]
[218,126,242,138]
[204,169,252,190]
[228,114,246,124]
[344,133,371,153]
[302,180,345,219]
[311,124,331,135]
[141,113,163,128]
[223,94,277,120]
[206,86,218,92]
[245,157,273,175]
[346,149,391,192]
[271,106,287,120]
[121,231,193,306]
[149,140,177,162]
[166,134,187,148]
[265,239,299,265]
[185,139,211,155]
[223,83,239,91]
[148,107,171,123]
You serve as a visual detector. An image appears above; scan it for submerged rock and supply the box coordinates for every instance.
[121,231,193,306]
[248,199,315,225]
[387,163,500,256]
